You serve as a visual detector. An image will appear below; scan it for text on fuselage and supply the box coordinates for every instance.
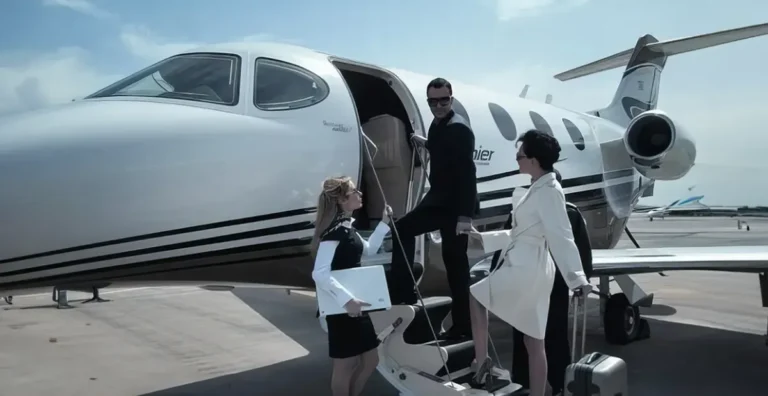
[474,146,494,166]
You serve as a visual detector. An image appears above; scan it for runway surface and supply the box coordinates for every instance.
[0,216,766,395]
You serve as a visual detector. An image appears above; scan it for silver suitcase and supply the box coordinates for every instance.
[564,294,629,396]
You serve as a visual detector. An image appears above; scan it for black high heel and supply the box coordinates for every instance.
[469,357,494,389]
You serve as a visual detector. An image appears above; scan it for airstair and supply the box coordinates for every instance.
[319,237,524,396]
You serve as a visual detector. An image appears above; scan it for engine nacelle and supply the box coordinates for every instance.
[623,109,696,181]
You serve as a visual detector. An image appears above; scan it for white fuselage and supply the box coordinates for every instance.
[0,42,641,295]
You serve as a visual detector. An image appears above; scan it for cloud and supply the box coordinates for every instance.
[120,26,302,63]
[119,26,203,63]
[42,0,114,19]
[0,47,122,115]
[493,0,591,21]
[469,61,618,111]
[0,25,304,115]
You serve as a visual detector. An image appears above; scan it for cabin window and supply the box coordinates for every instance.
[562,118,586,150]
[528,111,553,136]
[253,58,329,111]
[488,102,517,141]
[86,53,241,106]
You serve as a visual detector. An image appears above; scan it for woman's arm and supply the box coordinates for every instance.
[311,241,355,307]
[490,213,514,269]
[359,221,391,256]
[536,187,589,290]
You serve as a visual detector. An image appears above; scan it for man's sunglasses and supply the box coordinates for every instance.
[427,96,451,107]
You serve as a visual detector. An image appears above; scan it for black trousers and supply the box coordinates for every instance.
[389,203,471,333]
[511,269,571,393]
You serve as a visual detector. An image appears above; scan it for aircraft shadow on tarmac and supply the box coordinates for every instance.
[141,289,768,396]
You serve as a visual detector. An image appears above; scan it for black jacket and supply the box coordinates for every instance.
[420,110,479,218]
[490,202,593,279]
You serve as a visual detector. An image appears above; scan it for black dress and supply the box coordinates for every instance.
[319,216,380,359]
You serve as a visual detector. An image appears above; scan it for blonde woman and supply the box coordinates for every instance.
[311,176,393,396]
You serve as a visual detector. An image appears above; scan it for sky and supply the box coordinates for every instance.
[0,0,767,206]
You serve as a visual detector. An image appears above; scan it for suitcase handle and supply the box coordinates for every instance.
[570,293,588,362]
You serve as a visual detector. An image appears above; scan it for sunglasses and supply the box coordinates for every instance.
[348,188,362,196]
[427,96,451,107]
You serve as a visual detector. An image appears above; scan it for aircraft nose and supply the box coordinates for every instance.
[0,101,114,149]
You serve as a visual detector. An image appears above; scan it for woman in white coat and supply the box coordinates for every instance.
[467,130,592,396]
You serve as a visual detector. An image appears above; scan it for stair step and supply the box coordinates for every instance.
[404,296,452,344]
[425,338,475,377]
[451,372,522,395]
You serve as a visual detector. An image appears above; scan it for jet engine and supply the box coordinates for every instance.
[623,109,696,180]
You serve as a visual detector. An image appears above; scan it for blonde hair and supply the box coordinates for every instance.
[310,176,355,257]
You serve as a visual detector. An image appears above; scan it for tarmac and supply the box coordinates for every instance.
[0,216,766,396]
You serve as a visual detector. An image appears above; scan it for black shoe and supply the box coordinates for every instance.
[468,357,493,389]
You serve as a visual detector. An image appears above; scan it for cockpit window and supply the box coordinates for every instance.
[253,58,329,111]
[86,53,241,106]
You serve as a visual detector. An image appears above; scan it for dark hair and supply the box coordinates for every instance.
[553,168,562,183]
[516,129,561,171]
[427,77,452,95]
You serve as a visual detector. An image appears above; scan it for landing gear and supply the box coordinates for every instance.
[598,228,655,345]
[603,293,646,345]
[3,296,12,305]
[82,287,110,304]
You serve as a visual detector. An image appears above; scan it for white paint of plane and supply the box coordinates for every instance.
[1,21,768,396]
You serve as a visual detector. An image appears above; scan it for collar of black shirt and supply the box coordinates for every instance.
[433,110,455,126]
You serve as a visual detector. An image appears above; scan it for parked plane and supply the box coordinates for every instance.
[0,21,767,396]
[633,194,706,220]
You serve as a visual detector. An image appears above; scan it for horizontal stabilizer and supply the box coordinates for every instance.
[555,22,768,81]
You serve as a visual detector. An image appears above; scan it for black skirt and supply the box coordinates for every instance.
[326,313,380,359]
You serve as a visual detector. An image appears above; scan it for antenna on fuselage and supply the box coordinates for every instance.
[545,94,553,104]
[519,84,530,98]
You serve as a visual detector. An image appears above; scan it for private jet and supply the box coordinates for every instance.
[633,194,705,221]
[1,21,768,396]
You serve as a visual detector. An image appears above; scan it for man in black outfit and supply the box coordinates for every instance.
[506,170,593,395]
[388,77,478,340]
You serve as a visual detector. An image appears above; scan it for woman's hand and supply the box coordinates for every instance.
[381,205,393,225]
[572,283,593,297]
[344,298,371,317]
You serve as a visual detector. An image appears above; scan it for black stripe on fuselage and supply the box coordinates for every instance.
[477,169,634,203]
[0,219,315,278]
[1,170,637,285]
[0,207,317,265]
[0,239,312,289]
[477,174,636,221]
[476,168,635,185]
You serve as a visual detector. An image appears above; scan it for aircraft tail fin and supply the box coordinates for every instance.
[556,22,768,127]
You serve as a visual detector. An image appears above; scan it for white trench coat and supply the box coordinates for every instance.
[470,172,588,340]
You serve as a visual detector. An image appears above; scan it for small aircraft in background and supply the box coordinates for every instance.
[634,192,706,221]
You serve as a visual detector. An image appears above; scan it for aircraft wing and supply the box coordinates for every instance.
[592,246,768,276]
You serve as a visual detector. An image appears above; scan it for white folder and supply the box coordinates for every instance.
[316,265,392,316]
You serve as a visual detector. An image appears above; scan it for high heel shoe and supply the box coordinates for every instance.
[468,357,494,389]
